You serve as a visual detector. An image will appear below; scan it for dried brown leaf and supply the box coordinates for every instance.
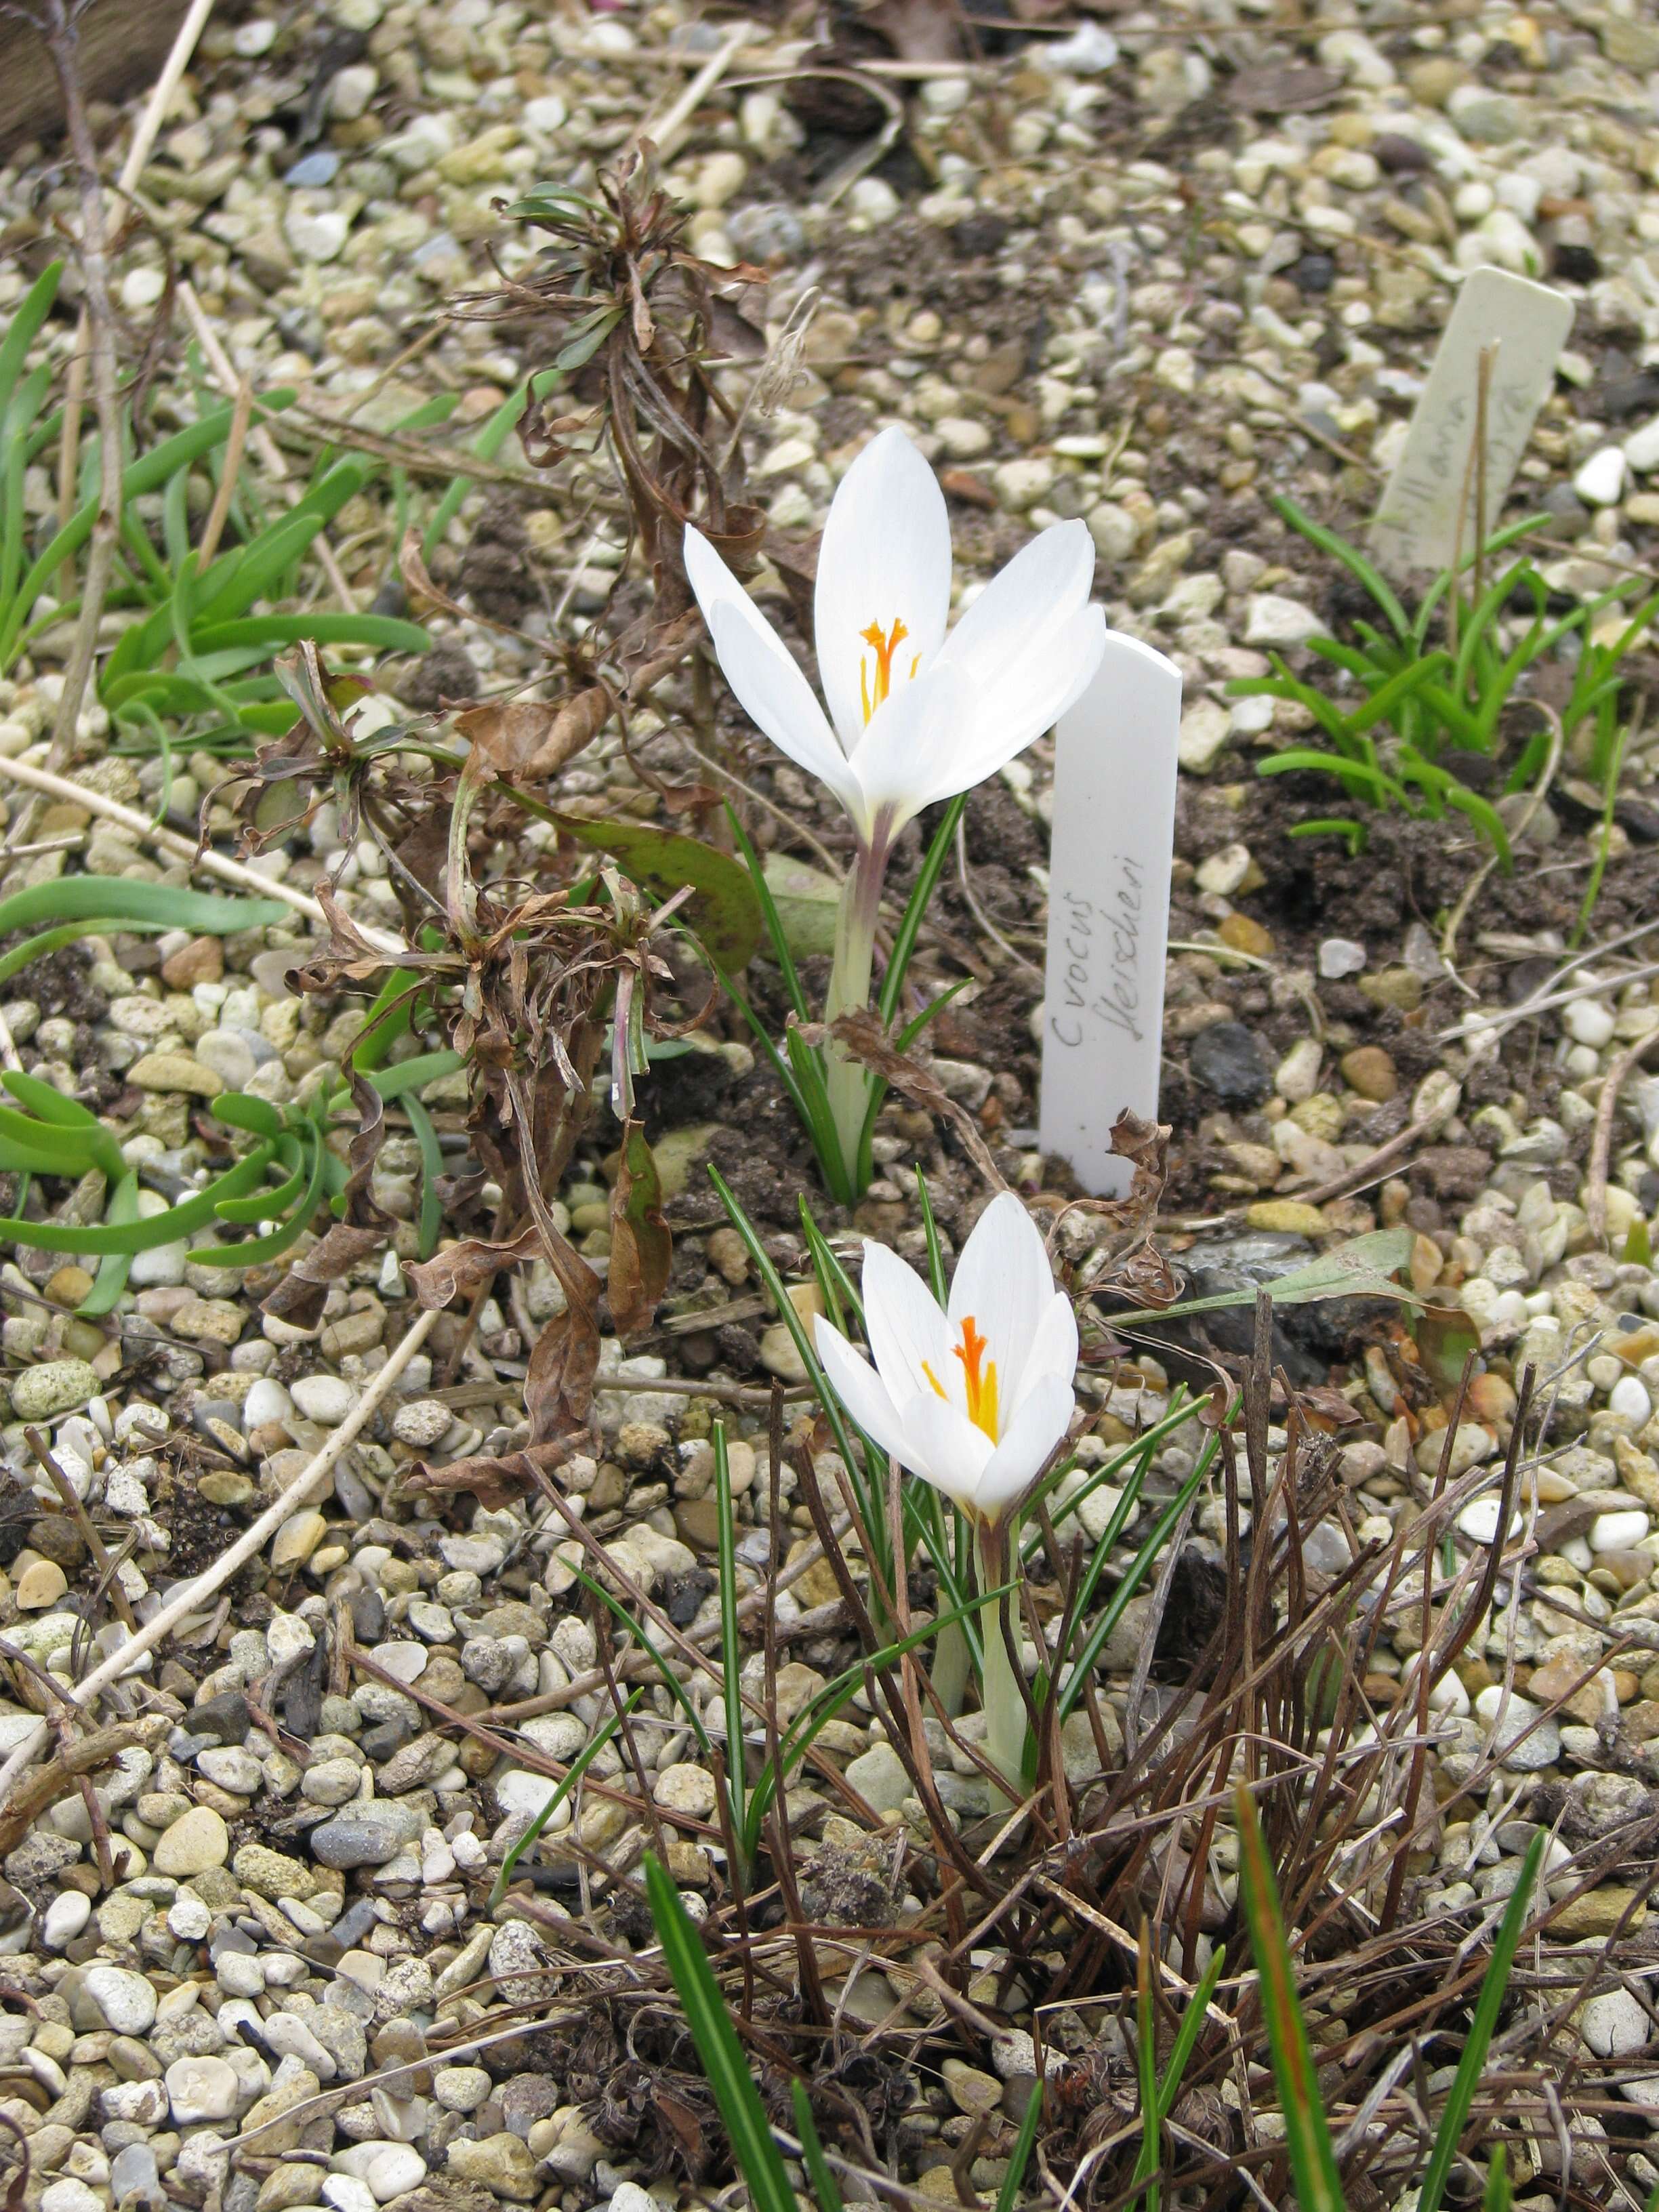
[401,1441,570,1511]
[525,1303,601,1445]
[454,691,611,781]
[260,1225,386,1328]
[404,1226,546,1309]
[607,1118,671,1338]
[806,1010,1007,1191]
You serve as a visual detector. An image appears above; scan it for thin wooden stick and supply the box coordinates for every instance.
[639,24,751,160]
[114,0,219,197]
[195,377,251,572]
[176,279,289,483]
[0,750,407,952]
[0,1305,438,1809]
[1586,1027,1659,1244]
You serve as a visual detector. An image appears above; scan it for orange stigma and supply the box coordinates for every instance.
[922,1315,1000,1443]
[859,617,909,724]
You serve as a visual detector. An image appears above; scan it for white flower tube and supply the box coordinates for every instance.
[687,428,1106,1176]
[814,1193,1079,1796]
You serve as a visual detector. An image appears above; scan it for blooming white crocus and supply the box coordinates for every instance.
[813,1191,1078,1800]
[813,1191,1078,1526]
[686,427,1107,1183]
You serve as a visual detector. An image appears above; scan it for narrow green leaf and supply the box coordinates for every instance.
[0,880,288,937]
[642,1855,798,2212]
[0,1141,276,1254]
[488,1690,639,1908]
[996,2078,1046,2212]
[791,2083,843,2212]
[1109,1227,1420,1326]
[1416,1830,1544,2212]
[78,1172,140,1317]
[1234,1788,1345,2212]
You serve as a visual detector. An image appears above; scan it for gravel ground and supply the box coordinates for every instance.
[7,0,1659,2204]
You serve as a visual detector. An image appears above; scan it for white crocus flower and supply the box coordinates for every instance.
[686,426,1106,1191]
[813,1191,1078,1527]
[684,425,1105,853]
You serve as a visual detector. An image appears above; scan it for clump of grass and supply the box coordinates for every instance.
[1232,493,1656,871]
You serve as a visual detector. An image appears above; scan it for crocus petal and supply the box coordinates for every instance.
[845,661,972,842]
[887,1386,996,1512]
[684,527,867,825]
[861,1238,962,1415]
[972,1373,1077,1521]
[815,427,951,752]
[947,1194,1059,1410]
[703,600,870,832]
[1010,1293,1079,1420]
[930,602,1107,804]
[814,1318,913,1466]
[938,520,1095,691]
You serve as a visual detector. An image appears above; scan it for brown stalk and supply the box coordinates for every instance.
[7,0,125,791]
[24,1426,136,1632]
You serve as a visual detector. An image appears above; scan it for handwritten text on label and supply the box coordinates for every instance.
[1040,632,1180,1198]
[1370,267,1573,579]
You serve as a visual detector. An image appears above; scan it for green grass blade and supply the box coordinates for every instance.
[1481,2145,1509,2212]
[643,1854,798,2212]
[0,880,288,936]
[78,1172,140,1317]
[996,2076,1046,2212]
[0,1141,276,1254]
[790,2083,844,2212]
[914,1163,947,1304]
[1271,493,1410,640]
[724,802,813,1025]
[1235,1787,1345,2212]
[369,1050,465,1103]
[878,790,965,1025]
[1416,1830,1544,2212]
[488,1689,639,1908]
[424,380,529,562]
[402,1091,445,1260]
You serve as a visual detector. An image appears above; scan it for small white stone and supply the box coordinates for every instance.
[166,2055,240,2125]
[1590,1509,1650,1551]
[1244,592,1324,647]
[1574,447,1629,507]
[285,207,352,264]
[291,1374,358,1425]
[1456,1495,1518,1545]
[1578,1987,1650,2059]
[1624,416,1659,474]
[1563,998,1616,1049]
[1317,937,1368,979]
[365,2147,426,2202]
[84,1965,157,2035]
[1472,1686,1559,1771]
[169,1893,212,1941]
[40,1891,90,1950]
[243,1376,295,1429]
[653,1762,718,1816]
[1610,1376,1653,1425]
[233,18,279,55]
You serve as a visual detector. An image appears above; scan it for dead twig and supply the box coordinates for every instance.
[1586,1025,1659,1243]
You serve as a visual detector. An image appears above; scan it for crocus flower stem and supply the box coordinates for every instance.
[933,1613,971,1719]
[975,1518,1026,1806]
[823,828,890,1179]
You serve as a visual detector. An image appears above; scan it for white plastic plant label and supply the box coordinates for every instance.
[1038,632,1181,1197]
[1370,266,1574,579]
